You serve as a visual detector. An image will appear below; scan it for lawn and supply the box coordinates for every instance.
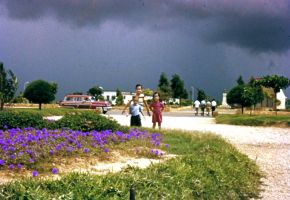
[0,108,262,199]
[215,114,290,127]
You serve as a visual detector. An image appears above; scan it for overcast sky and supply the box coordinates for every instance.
[0,0,289,100]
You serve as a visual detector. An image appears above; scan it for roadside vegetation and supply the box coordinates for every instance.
[216,114,290,127]
[0,109,262,199]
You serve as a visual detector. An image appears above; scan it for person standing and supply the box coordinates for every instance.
[122,84,151,116]
[149,92,164,130]
[211,99,217,116]
[206,100,211,116]
[129,96,144,127]
[193,99,200,116]
[200,99,206,116]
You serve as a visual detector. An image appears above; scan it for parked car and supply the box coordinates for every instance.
[59,94,112,114]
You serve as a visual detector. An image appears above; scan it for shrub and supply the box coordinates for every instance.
[51,112,126,132]
[0,111,46,129]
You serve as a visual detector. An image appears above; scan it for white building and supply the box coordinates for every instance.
[277,89,287,110]
[103,90,133,105]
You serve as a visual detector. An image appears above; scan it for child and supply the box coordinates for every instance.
[149,92,164,130]
[129,96,144,127]
[122,84,151,116]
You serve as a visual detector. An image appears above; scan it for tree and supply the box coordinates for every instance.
[0,63,18,110]
[226,76,258,114]
[255,75,290,111]
[170,74,188,105]
[196,89,207,101]
[115,89,124,106]
[157,72,171,102]
[237,75,245,85]
[143,88,153,97]
[23,80,57,110]
[87,86,103,100]
[248,77,264,110]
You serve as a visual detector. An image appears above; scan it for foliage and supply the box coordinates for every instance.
[11,92,29,103]
[23,80,57,110]
[157,72,171,102]
[236,75,245,85]
[216,114,290,127]
[53,112,126,132]
[197,89,207,101]
[115,89,124,105]
[143,88,153,97]
[0,63,18,110]
[87,86,103,100]
[0,130,261,199]
[286,99,290,109]
[254,75,290,111]
[170,74,188,99]
[0,111,46,129]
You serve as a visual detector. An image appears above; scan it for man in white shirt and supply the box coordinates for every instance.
[211,99,217,116]
[193,100,200,116]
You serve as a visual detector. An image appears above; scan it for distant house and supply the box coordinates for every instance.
[103,90,132,105]
[256,88,287,110]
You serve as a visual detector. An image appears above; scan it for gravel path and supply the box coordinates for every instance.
[110,114,290,200]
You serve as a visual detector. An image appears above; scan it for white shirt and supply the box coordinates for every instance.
[211,101,217,107]
[194,100,200,108]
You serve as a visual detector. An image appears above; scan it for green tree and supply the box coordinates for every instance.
[87,86,103,100]
[196,89,207,101]
[170,74,188,105]
[0,63,18,110]
[237,75,245,85]
[249,77,264,110]
[157,72,171,102]
[23,80,57,110]
[115,89,124,106]
[143,88,153,97]
[255,75,290,111]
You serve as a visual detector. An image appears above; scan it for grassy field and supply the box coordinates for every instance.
[0,128,262,199]
[215,114,290,127]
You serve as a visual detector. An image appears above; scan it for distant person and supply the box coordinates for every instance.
[206,100,211,116]
[200,99,206,116]
[194,99,200,116]
[122,84,151,116]
[129,96,144,127]
[211,99,217,116]
[149,92,164,130]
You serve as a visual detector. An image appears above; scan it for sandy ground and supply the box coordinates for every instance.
[109,113,290,200]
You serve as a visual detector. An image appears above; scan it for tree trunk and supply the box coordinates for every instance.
[274,93,277,115]
[241,106,244,114]
[0,102,4,110]
[39,103,42,110]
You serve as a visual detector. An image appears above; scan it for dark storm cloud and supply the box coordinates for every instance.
[1,0,290,53]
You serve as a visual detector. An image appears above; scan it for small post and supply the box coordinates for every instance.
[130,184,135,200]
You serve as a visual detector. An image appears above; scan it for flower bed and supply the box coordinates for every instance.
[0,128,169,177]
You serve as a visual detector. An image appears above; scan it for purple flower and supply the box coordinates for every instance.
[32,170,38,177]
[104,148,109,153]
[164,144,169,148]
[10,154,15,159]
[29,158,34,163]
[51,168,58,174]
[155,150,159,155]
[84,148,89,153]
[0,159,5,165]
[49,150,54,155]
[9,164,14,170]
[17,163,22,169]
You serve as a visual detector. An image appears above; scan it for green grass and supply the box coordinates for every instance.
[0,130,262,199]
[216,114,290,127]
[4,107,98,116]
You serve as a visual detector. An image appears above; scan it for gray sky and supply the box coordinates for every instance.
[0,0,289,100]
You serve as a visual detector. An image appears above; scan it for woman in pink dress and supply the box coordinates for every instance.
[149,92,164,130]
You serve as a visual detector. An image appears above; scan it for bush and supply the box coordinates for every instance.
[50,112,127,132]
[0,110,128,132]
[0,111,46,129]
